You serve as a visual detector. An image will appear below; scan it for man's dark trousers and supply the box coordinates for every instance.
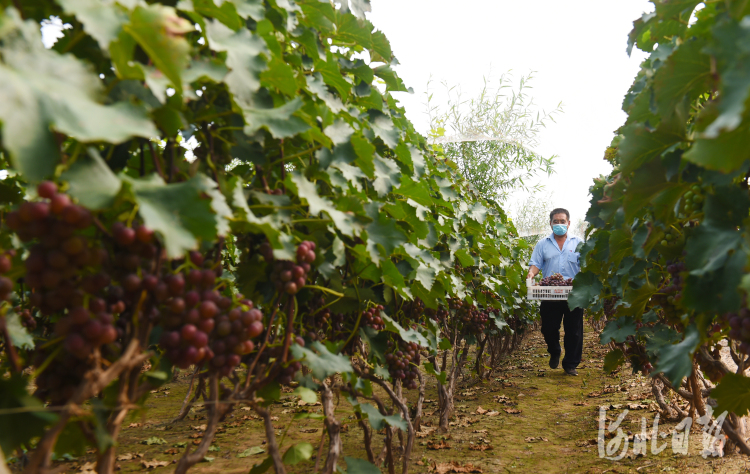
[540,301,583,371]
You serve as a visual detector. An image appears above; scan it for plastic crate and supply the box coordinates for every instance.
[526,279,572,300]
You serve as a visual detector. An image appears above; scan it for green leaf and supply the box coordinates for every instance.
[204,19,267,106]
[381,314,429,347]
[567,271,602,310]
[288,172,359,236]
[293,386,318,404]
[617,123,685,175]
[652,38,711,118]
[5,309,33,350]
[359,403,406,431]
[0,375,57,455]
[282,442,313,465]
[248,456,273,474]
[123,174,231,258]
[684,119,750,172]
[342,457,381,474]
[365,213,407,264]
[603,349,626,373]
[62,148,122,210]
[291,341,354,380]
[423,361,447,385]
[712,373,750,417]
[0,9,157,181]
[261,57,298,96]
[653,325,700,387]
[124,4,193,93]
[238,446,266,458]
[57,0,128,50]
[600,317,636,344]
[242,97,310,138]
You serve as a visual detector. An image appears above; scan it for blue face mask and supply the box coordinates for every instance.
[552,224,567,236]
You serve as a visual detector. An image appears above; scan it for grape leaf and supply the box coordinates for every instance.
[204,19,267,106]
[359,403,406,431]
[711,373,750,417]
[0,375,57,456]
[282,442,313,465]
[291,341,353,381]
[57,0,128,50]
[341,457,381,474]
[600,317,636,344]
[123,174,231,258]
[5,310,33,350]
[0,9,157,181]
[653,325,701,387]
[62,148,122,210]
[124,4,193,94]
[567,271,602,310]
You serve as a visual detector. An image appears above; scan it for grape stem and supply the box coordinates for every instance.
[305,285,344,298]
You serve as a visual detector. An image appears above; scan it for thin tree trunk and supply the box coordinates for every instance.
[321,382,342,474]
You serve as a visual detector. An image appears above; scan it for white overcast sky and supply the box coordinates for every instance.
[369,0,653,232]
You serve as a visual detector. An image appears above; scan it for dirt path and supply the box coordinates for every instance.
[28,327,750,473]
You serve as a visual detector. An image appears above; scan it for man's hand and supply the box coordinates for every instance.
[527,265,539,281]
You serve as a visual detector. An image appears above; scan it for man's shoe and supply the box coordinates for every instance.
[549,353,560,369]
[564,368,578,376]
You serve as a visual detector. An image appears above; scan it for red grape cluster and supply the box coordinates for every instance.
[725,307,750,353]
[361,304,385,330]
[156,262,264,375]
[33,351,90,404]
[269,241,316,295]
[539,273,572,286]
[384,338,421,390]
[603,296,619,319]
[14,306,35,330]
[663,260,686,305]
[6,182,103,315]
[0,252,13,301]
[448,299,488,335]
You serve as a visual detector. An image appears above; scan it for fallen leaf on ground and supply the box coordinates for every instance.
[191,424,207,431]
[426,440,451,450]
[141,459,169,469]
[430,461,482,473]
[238,446,265,458]
[576,439,598,447]
[524,437,548,442]
[587,391,602,398]
[469,444,493,451]
[141,437,167,445]
[504,408,521,414]
[485,411,500,416]
[300,428,319,433]
[573,401,588,406]
[116,453,143,461]
[270,416,279,421]
[164,448,179,455]
[189,433,202,439]
[128,423,142,428]
[473,429,488,434]
[475,406,487,415]
[416,427,437,438]
[79,461,97,473]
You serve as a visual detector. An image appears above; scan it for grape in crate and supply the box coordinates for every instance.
[526,208,584,376]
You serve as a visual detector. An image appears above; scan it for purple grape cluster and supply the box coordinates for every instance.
[539,273,572,286]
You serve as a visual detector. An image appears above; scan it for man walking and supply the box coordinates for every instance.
[526,208,583,376]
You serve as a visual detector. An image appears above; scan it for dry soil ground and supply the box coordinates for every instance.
[15,326,750,474]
